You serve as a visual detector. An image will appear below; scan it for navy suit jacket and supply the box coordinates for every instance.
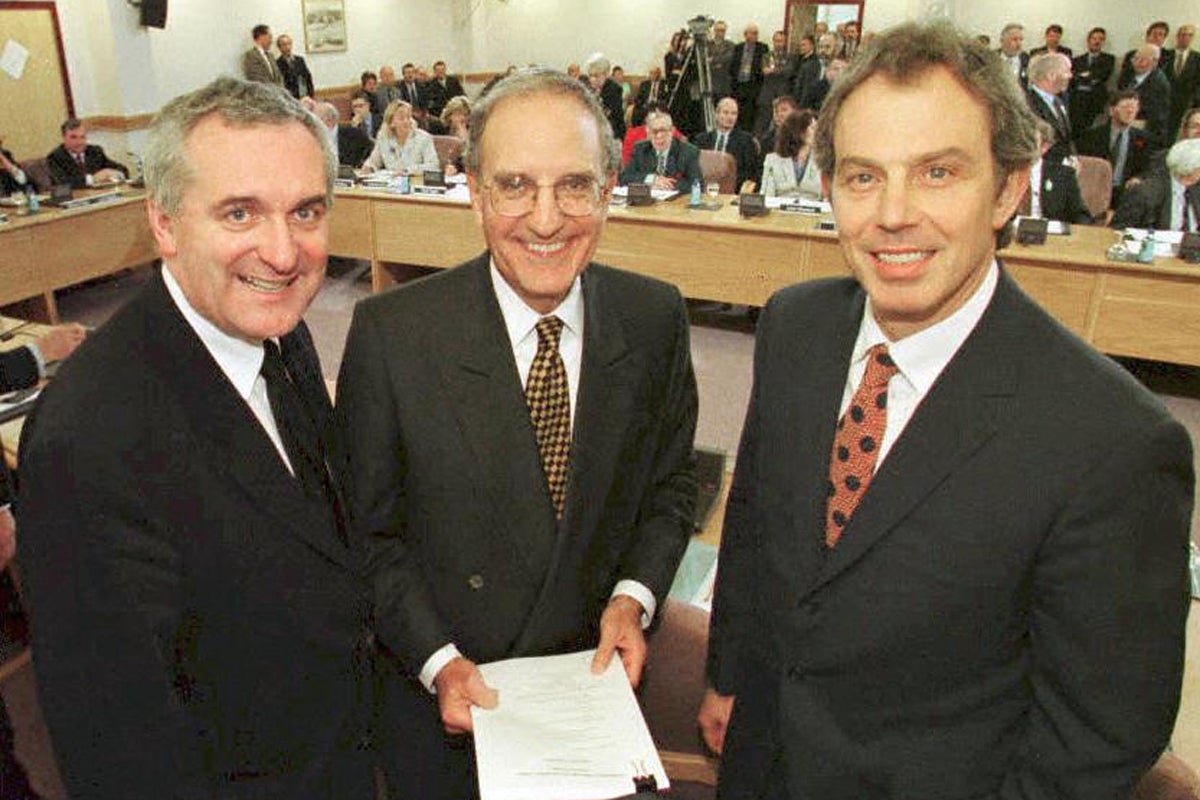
[710,271,1193,799]
[619,138,703,194]
[46,143,128,189]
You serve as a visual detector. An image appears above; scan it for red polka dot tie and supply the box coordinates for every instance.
[526,316,571,518]
[825,344,899,547]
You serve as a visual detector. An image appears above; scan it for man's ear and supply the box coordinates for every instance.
[993,165,1031,230]
[146,197,178,260]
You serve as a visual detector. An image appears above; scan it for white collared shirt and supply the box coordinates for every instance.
[162,266,293,473]
[1170,176,1194,232]
[841,262,999,467]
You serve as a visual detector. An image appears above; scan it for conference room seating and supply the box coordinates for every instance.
[698,150,737,195]
[1076,155,1114,222]
[431,134,464,171]
[19,158,52,193]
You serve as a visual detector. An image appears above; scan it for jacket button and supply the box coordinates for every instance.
[788,666,804,681]
[467,574,484,590]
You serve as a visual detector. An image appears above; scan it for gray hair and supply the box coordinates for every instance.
[464,67,620,175]
[1000,23,1024,39]
[585,53,611,76]
[814,21,1039,191]
[1166,138,1200,178]
[315,101,340,126]
[144,77,335,216]
[1028,52,1069,84]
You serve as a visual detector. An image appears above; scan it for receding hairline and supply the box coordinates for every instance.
[471,89,607,172]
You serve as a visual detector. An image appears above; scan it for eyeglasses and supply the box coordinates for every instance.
[482,174,608,217]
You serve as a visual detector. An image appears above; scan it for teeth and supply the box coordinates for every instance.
[875,251,929,264]
[239,275,294,292]
[526,242,565,255]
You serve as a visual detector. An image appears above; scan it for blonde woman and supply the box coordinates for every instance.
[361,99,439,173]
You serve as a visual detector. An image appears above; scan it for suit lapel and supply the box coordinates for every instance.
[808,273,1021,596]
[438,257,559,582]
[141,274,352,567]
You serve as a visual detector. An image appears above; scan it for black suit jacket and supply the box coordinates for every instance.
[1070,51,1116,128]
[1,147,27,196]
[421,75,465,119]
[336,124,373,167]
[1111,170,1200,230]
[1032,155,1093,224]
[1076,122,1153,191]
[397,81,425,110]
[598,77,627,141]
[45,143,128,189]
[0,347,38,394]
[1027,88,1075,160]
[729,41,769,88]
[1120,68,1173,146]
[17,273,373,800]
[277,53,315,99]
[709,272,1193,799]
[1165,49,1200,130]
[620,138,704,194]
[693,128,760,189]
[631,78,667,127]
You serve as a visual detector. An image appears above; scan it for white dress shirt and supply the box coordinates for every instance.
[162,266,293,474]
[1170,176,1195,232]
[417,264,656,691]
[840,262,999,467]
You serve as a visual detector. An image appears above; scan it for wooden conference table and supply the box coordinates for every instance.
[329,187,1200,367]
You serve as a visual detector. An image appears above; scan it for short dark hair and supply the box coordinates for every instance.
[814,21,1038,191]
[772,94,798,111]
[252,24,270,40]
[1045,24,1063,36]
[60,117,83,135]
[1088,27,1107,39]
[1148,21,1169,37]
[776,109,816,158]
[402,62,416,71]
[360,71,377,87]
[433,60,446,70]
[1108,89,1139,108]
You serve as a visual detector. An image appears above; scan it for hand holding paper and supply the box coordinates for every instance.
[435,657,499,733]
[591,595,646,687]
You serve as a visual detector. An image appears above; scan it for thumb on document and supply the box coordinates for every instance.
[592,595,647,687]
[436,658,499,734]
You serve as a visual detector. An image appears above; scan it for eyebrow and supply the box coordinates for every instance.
[837,147,975,172]
[211,193,328,212]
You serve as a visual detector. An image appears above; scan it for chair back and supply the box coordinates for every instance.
[432,135,464,170]
[698,150,737,195]
[19,158,52,193]
[1075,155,1113,221]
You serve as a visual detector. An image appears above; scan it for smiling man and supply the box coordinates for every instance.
[699,22,1194,800]
[336,67,697,800]
[18,77,373,800]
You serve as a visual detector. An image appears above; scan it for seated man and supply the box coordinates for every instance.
[315,102,372,167]
[350,92,381,141]
[692,97,760,191]
[46,118,128,189]
[1024,120,1092,224]
[1076,90,1152,209]
[1111,137,1200,230]
[758,94,799,160]
[0,139,27,196]
[621,102,684,165]
[619,108,702,194]
[631,66,667,127]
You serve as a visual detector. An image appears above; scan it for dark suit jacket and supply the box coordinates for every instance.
[0,346,38,393]
[46,143,128,189]
[17,273,373,800]
[1027,87,1075,161]
[1111,170,1200,230]
[791,55,822,109]
[709,272,1193,799]
[421,75,465,119]
[1030,44,1073,59]
[277,53,314,99]
[397,81,425,110]
[998,49,1030,87]
[693,128,760,189]
[1076,122,1152,193]
[1165,49,1200,130]
[598,77,627,141]
[0,148,27,196]
[620,138,704,194]
[336,255,696,797]
[631,78,667,127]
[729,41,769,89]
[1070,51,1116,128]
[1121,68,1173,146]
[1032,155,1093,224]
[336,124,373,167]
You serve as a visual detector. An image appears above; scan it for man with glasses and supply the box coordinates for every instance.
[336,68,698,800]
[620,108,703,193]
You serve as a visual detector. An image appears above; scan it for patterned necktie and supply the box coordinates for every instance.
[261,340,346,538]
[717,131,727,152]
[656,150,668,176]
[74,152,85,168]
[526,317,571,518]
[826,344,899,547]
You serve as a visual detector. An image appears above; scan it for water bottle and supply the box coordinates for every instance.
[25,186,39,214]
[690,181,701,207]
[398,173,411,194]
[1138,231,1155,263]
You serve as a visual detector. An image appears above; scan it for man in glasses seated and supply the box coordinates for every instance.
[336,67,699,800]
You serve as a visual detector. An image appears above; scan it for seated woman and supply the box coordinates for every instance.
[760,108,823,199]
[428,96,471,175]
[361,100,440,174]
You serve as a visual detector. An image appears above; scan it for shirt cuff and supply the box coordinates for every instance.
[643,174,656,185]
[612,579,656,629]
[85,173,94,187]
[419,643,463,693]
[25,343,46,378]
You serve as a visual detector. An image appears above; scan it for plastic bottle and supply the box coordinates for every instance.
[1138,231,1155,263]
[25,185,39,214]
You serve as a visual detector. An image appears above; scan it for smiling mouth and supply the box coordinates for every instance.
[873,250,932,265]
[525,241,566,257]
[239,274,296,293]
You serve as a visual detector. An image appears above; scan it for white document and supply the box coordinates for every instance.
[0,39,29,81]
[472,649,668,800]
[610,185,679,202]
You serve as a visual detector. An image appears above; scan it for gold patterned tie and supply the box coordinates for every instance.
[526,316,571,518]
[825,344,899,547]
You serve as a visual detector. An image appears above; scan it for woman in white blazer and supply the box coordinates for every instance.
[761,108,823,199]
[362,100,440,174]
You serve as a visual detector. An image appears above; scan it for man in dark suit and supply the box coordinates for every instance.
[997,22,1030,88]
[1026,52,1075,163]
[17,77,374,800]
[1119,21,1172,87]
[1112,137,1200,230]
[241,23,283,86]
[730,23,769,132]
[1024,121,1092,223]
[1165,24,1200,135]
[349,92,380,141]
[692,97,760,190]
[1120,44,1173,147]
[631,66,667,127]
[423,60,466,120]
[336,67,697,800]
[276,33,314,99]
[1070,27,1116,130]
[1076,90,1153,208]
[45,118,128,189]
[397,62,427,122]
[1028,23,1072,59]
[0,142,28,196]
[316,101,372,167]
[757,94,798,157]
[620,108,703,194]
[699,23,1193,800]
[586,54,627,141]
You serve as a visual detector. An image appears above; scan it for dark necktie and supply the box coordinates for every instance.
[261,340,345,535]
[525,317,571,518]
[717,131,727,152]
[826,344,899,547]
[74,152,85,169]
[1053,96,1070,136]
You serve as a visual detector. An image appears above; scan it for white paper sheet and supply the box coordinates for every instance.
[0,40,29,81]
[472,649,668,800]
